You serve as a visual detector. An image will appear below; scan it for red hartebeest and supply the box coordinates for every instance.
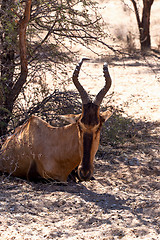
[0,59,112,182]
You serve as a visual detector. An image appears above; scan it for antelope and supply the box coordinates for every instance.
[0,59,112,182]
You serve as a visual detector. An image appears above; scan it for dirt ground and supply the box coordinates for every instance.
[0,55,160,240]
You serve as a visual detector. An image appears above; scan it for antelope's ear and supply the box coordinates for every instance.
[59,114,81,123]
[100,110,113,122]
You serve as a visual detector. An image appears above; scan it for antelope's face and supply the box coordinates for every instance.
[68,58,112,181]
[77,103,112,181]
[77,103,102,181]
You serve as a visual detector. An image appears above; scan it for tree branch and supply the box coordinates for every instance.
[130,0,141,34]
[8,0,32,104]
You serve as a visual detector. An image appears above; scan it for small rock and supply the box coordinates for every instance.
[128,158,140,166]
[10,207,15,211]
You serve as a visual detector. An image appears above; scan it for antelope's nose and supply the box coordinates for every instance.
[78,167,92,181]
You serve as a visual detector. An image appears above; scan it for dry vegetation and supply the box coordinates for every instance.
[0,0,160,239]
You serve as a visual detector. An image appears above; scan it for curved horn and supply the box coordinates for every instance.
[93,63,112,106]
[72,58,91,104]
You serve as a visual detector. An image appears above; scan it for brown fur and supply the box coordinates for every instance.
[0,116,80,181]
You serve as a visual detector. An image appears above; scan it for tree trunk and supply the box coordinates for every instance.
[131,0,154,52]
[140,0,154,51]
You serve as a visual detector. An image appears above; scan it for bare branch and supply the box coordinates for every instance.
[9,0,32,104]
[130,0,141,34]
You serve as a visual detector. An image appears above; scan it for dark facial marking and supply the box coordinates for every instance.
[82,132,93,170]
[81,103,99,126]
[78,132,93,181]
